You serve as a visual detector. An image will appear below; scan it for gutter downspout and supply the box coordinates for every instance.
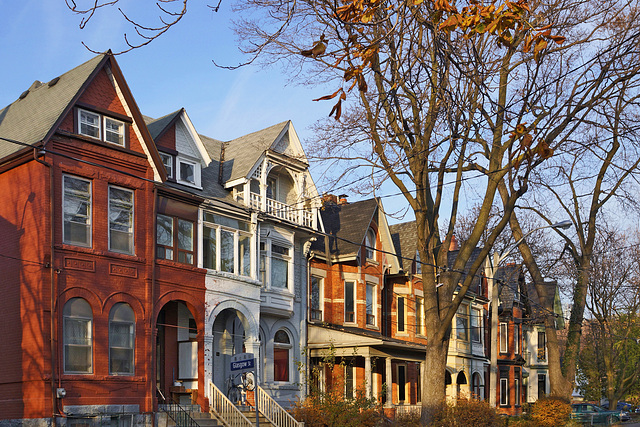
[151,185,158,415]
[34,148,57,417]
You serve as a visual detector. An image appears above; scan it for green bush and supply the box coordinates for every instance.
[426,399,502,427]
[291,389,380,427]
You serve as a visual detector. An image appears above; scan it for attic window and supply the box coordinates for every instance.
[178,159,195,184]
[77,108,125,147]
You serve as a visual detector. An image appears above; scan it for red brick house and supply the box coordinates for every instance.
[0,53,208,424]
[306,197,427,415]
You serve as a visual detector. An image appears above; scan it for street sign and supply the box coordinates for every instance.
[230,352,255,373]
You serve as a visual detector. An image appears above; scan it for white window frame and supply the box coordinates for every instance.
[344,363,355,398]
[203,213,253,278]
[471,307,481,343]
[344,281,356,323]
[310,276,324,321]
[397,296,407,333]
[160,152,174,179]
[415,250,422,274]
[365,228,376,260]
[366,282,376,326]
[416,296,425,336]
[500,322,509,353]
[77,108,126,146]
[108,185,134,255]
[62,174,92,247]
[514,323,520,354]
[63,298,93,374]
[500,377,509,406]
[104,116,125,146]
[515,378,520,406]
[259,233,292,290]
[397,364,408,402]
[273,329,292,383]
[456,305,469,342]
[109,303,135,376]
[178,158,197,185]
[78,108,102,139]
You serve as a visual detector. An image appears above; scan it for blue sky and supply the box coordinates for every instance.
[0,0,413,221]
[0,0,331,142]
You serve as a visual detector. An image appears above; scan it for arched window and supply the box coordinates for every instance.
[109,303,135,375]
[365,229,376,260]
[274,329,292,382]
[63,298,93,374]
[472,372,484,400]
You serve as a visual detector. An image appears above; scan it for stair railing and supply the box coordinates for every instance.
[157,388,201,427]
[208,380,253,427]
[255,386,304,427]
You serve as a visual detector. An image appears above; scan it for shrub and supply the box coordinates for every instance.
[291,389,380,427]
[530,397,572,427]
[426,399,502,427]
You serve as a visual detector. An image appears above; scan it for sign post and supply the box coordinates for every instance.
[230,353,259,426]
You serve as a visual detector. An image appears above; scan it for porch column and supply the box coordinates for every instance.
[365,356,372,399]
[204,331,214,401]
[385,357,392,407]
[420,360,426,404]
[244,339,261,387]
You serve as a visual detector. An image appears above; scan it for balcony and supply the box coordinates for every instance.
[247,192,314,228]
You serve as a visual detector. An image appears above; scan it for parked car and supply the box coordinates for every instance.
[571,403,621,425]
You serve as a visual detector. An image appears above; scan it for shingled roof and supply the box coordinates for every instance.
[0,54,105,159]
[312,198,380,258]
[497,263,523,311]
[221,121,289,184]
[389,221,418,271]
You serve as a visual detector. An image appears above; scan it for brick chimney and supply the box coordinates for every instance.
[338,194,348,205]
[322,193,338,205]
[449,235,459,251]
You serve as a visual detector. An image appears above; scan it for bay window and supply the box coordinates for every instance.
[456,305,469,341]
[471,308,481,342]
[156,214,195,265]
[260,236,292,290]
[203,212,252,277]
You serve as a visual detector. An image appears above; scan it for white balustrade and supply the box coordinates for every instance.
[255,386,304,427]
[208,381,253,427]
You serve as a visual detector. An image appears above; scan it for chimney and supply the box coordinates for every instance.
[322,193,338,206]
[338,194,348,205]
[449,235,459,251]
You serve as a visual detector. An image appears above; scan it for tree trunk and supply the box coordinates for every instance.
[421,338,449,424]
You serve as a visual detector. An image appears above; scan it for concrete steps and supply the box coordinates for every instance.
[239,406,276,427]
[159,405,221,427]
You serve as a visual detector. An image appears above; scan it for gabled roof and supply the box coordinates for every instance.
[497,263,523,310]
[0,54,105,158]
[389,221,419,271]
[145,110,183,140]
[312,198,380,257]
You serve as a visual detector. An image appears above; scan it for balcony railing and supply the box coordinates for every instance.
[247,192,314,227]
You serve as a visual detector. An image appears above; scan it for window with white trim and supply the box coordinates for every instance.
[260,237,292,290]
[310,276,323,321]
[500,322,508,353]
[160,152,174,179]
[63,298,93,374]
[456,305,469,341]
[415,250,422,274]
[109,303,135,375]
[203,212,252,277]
[397,296,406,333]
[77,108,125,146]
[178,159,196,184]
[63,175,92,247]
[366,282,376,326]
[416,296,424,335]
[273,329,292,382]
[500,377,509,405]
[108,186,134,254]
[344,281,356,323]
[471,308,481,342]
[365,228,376,260]
[514,324,520,354]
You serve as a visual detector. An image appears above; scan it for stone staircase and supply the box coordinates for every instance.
[238,405,276,427]
[159,404,221,427]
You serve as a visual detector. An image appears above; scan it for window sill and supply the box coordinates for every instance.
[205,269,261,286]
[57,244,145,263]
[365,324,379,331]
[366,258,379,266]
[156,258,206,273]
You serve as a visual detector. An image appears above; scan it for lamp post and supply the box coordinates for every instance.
[486,220,571,407]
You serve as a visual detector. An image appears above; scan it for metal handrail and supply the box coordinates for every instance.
[208,380,253,427]
[157,388,201,427]
[256,386,304,427]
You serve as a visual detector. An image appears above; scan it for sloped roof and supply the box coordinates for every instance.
[448,247,484,291]
[311,198,380,258]
[221,121,289,183]
[389,221,418,271]
[145,109,183,140]
[0,54,105,159]
[497,263,523,311]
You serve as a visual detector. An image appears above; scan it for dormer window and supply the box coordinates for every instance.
[178,159,196,184]
[160,152,174,179]
[77,108,125,147]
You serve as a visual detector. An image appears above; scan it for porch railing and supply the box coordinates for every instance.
[248,192,313,228]
[157,388,201,427]
[255,385,304,427]
[395,404,422,417]
[208,381,253,427]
